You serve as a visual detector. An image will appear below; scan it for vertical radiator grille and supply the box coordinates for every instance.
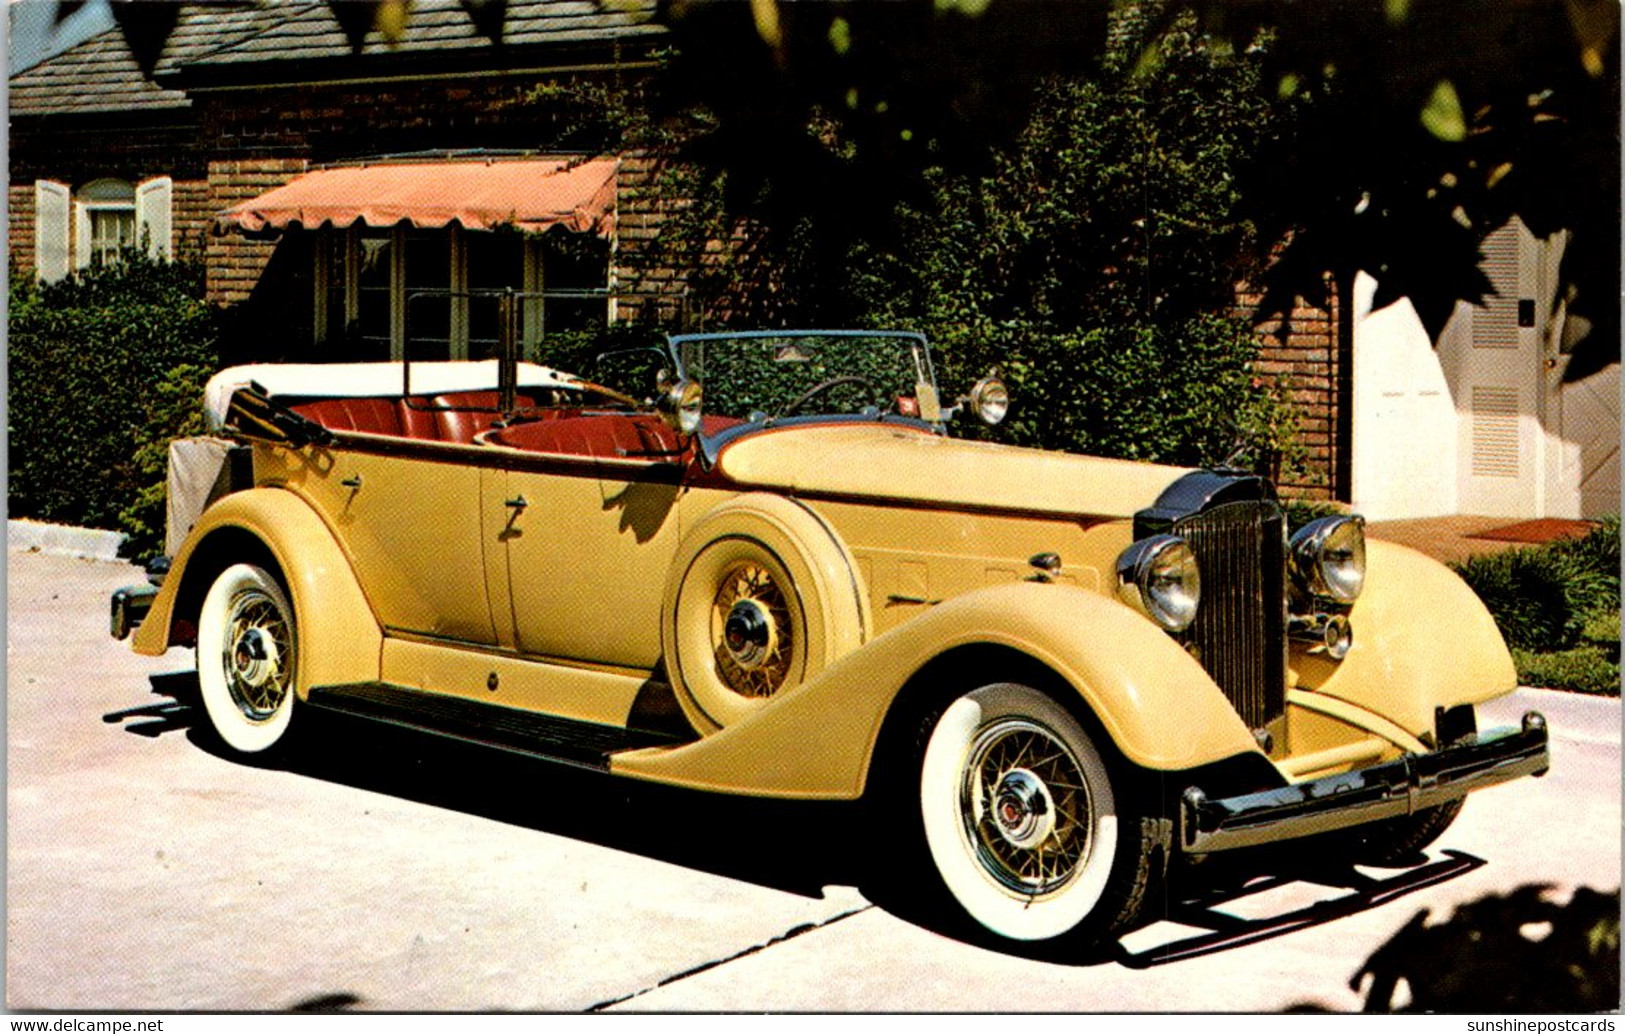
[1175,501,1287,729]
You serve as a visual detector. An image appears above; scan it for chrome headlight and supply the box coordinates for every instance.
[1116,534,1201,632]
[656,377,704,436]
[967,375,1008,426]
[1289,515,1366,603]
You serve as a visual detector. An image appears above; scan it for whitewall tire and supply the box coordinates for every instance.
[196,563,298,754]
[919,683,1139,943]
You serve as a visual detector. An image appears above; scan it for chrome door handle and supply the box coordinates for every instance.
[505,495,529,510]
[340,475,363,489]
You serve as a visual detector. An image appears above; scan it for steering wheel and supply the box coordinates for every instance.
[783,376,880,416]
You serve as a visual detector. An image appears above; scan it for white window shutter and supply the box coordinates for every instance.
[73,201,91,269]
[33,180,70,282]
[136,176,173,260]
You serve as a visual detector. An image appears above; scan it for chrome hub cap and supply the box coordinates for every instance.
[722,599,774,668]
[991,769,1056,850]
[710,562,792,698]
[962,718,1093,897]
[222,589,293,721]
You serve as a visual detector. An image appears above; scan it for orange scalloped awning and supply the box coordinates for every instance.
[216,158,617,236]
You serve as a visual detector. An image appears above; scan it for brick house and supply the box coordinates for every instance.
[11,0,668,363]
[11,1,1612,517]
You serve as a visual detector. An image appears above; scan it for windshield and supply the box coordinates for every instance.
[670,331,938,423]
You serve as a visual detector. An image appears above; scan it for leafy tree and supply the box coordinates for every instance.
[656,0,1618,378]
[81,1,1617,377]
[847,20,1299,469]
[1166,0,1621,379]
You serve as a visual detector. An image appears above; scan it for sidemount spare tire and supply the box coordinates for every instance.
[663,494,869,734]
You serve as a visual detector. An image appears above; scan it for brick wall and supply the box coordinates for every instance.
[1245,284,1342,501]
[173,179,212,262]
[10,113,210,275]
[612,152,695,325]
[205,158,309,306]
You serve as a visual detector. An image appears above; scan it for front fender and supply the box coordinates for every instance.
[132,487,383,695]
[1295,538,1517,736]
[612,581,1260,800]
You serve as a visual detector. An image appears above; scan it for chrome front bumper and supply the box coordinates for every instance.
[1180,712,1550,854]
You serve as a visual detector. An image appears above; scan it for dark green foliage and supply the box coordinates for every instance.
[923,318,1278,468]
[1512,647,1619,697]
[846,23,1297,469]
[656,0,1618,379]
[8,255,218,553]
[1453,547,1604,651]
[118,362,214,560]
[1549,513,1621,586]
[1462,517,1625,663]
[1283,499,1349,534]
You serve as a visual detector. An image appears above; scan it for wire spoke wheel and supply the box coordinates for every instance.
[222,588,295,720]
[964,720,1094,899]
[916,682,1150,944]
[710,561,794,698]
[197,563,299,754]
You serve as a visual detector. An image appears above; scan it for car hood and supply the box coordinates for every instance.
[714,423,1193,519]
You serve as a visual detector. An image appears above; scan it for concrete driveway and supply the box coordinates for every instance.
[7,550,1619,1012]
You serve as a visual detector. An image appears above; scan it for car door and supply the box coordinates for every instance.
[494,450,685,671]
[271,440,500,645]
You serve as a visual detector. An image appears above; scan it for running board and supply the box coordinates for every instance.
[305,682,689,772]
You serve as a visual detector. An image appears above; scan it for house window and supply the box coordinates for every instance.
[31,176,173,282]
[314,224,611,361]
[78,179,136,267]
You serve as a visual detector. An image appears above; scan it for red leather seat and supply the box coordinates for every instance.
[489,414,675,458]
[427,391,536,444]
[291,392,539,443]
[489,413,741,458]
[291,397,404,436]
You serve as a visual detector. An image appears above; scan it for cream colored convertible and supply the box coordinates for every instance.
[113,329,1549,949]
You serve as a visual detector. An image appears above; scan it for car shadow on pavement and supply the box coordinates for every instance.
[102,671,205,738]
[108,671,1490,969]
[108,673,870,901]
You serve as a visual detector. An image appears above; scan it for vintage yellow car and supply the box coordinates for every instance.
[112,328,1549,950]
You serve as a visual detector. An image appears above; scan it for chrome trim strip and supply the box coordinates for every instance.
[1180,712,1550,853]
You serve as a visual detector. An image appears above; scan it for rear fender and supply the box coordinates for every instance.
[612,580,1260,799]
[132,487,383,696]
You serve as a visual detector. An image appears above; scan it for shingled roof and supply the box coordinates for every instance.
[9,3,283,117]
[184,0,661,72]
[10,0,664,118]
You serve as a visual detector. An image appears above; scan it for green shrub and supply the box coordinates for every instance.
[1284,499,1349,534]
[1513,647,1620,696]
[1453,518,1621,660]
[1582,608,1621,649]
[8,255,218,552]
[117,362,214,560]
[1550,514,1621,592]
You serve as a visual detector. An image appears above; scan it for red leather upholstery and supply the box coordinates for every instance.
[287,396,738,453]
[489,414,678,458]
[489,413,741,459]
[291,397,405,437]
[429,391,536,444]
[290,392,538,443]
